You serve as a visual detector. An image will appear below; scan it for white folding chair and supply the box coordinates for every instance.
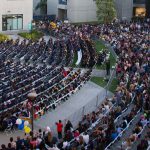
[4,122,15,136]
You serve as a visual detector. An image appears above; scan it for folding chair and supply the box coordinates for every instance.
[4,122,15,136]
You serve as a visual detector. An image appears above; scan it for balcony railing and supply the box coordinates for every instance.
[133,0,145,4]
[59,0,67,5]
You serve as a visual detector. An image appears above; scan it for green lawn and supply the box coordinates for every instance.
[70,40,116,69]
[94,40,116,70]
[94,40,106,53]
[0,34,10,42]
[91,76,118,93]
[18,30,43,41]
[108,78,118,93]
[91,77,107,87]
[71,52,78,67]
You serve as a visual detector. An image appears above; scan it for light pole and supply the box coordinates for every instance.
[27,90,37,139]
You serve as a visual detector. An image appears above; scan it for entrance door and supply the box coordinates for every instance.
[58,9,67,20]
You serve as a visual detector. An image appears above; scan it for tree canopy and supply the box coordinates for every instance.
[96,0,116,24]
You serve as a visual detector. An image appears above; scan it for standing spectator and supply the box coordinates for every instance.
[64,120,73,134]
[16,136,23,150]
[106,58,110,76]
[56,120,63,139]
[10,137,16,149]
[45,132,58,148]
[1,144,6,150]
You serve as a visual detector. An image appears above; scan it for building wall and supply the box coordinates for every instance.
[47,0,58,16]
[0,0,33,31]
[0,2,2,31]
[115,0,133,20]
[115,0,123,19]
[33,0,41,15]
[67,0,97,23]
[54,0,146,22]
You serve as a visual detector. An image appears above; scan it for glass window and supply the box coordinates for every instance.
[135,7,146,16]
[12,18,18,30]
[18,18,23,30]
[7,18,12,30]
[2,14,23,31]
[2,17,7,31]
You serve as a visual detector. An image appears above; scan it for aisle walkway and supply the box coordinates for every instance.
[91,69,113,77]
[34,81,112,135]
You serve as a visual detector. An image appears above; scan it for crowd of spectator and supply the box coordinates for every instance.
[137,130,150,150]
[0,18,150,150]
[120,113,148,149]
[71,19,150,150]
[35,19,150,149]
[0,34,93,133]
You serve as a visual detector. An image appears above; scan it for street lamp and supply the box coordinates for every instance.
[27,90,37,139]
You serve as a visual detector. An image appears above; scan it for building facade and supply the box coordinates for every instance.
[57,0,146,23]
[115,0,146,20]
[33,0,57,21]
[33,0,41,15]
[0,0,146,31]
[58,0,97,23]
[133,0,146,17]
[47,0,58,16]
[0,0,33,32]
[115,0,133,20]
[33,0,58,16]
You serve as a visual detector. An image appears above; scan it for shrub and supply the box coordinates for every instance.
[18,30,44,41]
[0,34,10,42]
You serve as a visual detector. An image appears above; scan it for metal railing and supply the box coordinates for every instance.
[49,85,108,137]
[105,109,141,150]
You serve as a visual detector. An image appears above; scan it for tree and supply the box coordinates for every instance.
[35,0,47,15]
[96,0,116,24]
[145,0,150,18]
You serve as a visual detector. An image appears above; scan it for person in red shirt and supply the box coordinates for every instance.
[56,120,63,139]
[62,68,68,77]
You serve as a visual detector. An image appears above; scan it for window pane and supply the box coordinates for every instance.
[18,18,23,29]
[135,7,146,16]
[12,18,18,30]
[2,17,7,31]
[2,14,23,30]
[7,18,13,30]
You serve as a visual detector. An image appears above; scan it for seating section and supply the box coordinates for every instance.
[0,19,149,150]
[0,36,93,132]
[117,114,148,150]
